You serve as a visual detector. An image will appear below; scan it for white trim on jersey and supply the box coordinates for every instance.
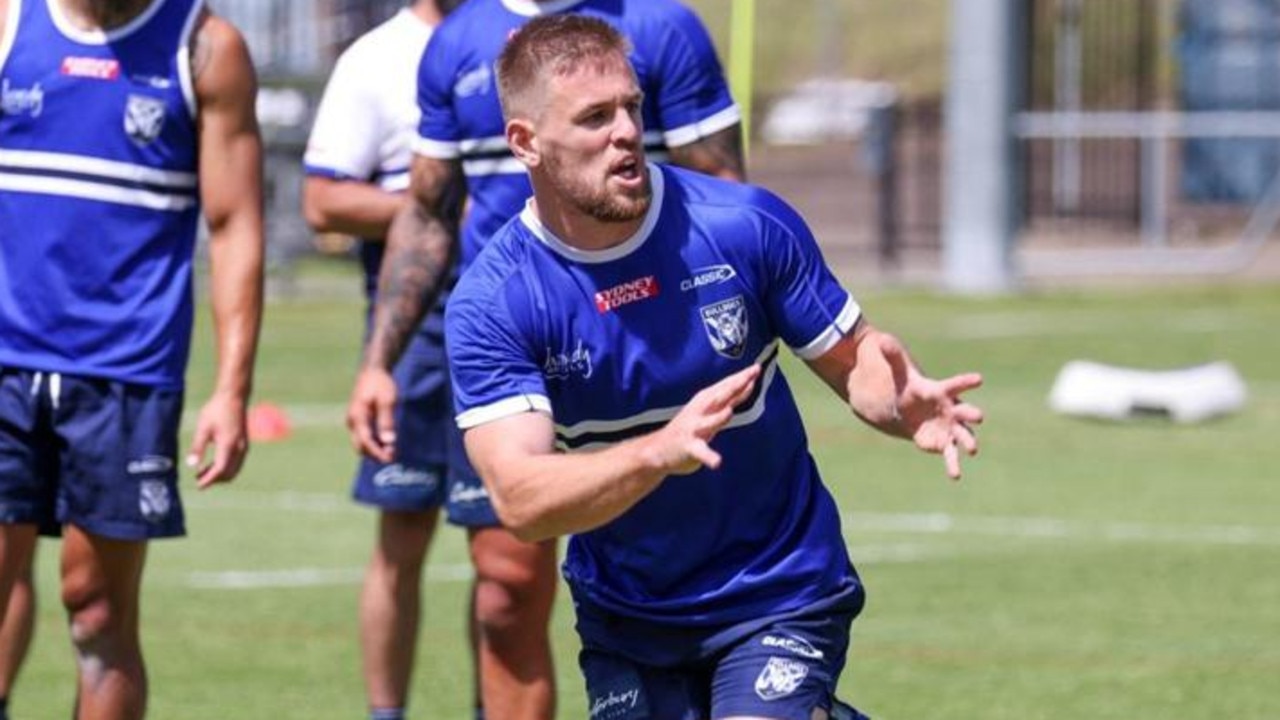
[792,296,862,360]
[379,171,411,193]
[499,0,589,17]
[176,0,204,118]
[554,342,781,451]
[0,173,197,210]
[456,393,553,430]
[0,0,22,74]
[0,148,198,187]
[45,0,167,44]
[663,104,743,148]
[414,135,461,160]
[458,135,511,155]
[0,148,198,210]
[520,163,665,264]
[463,156,526,176]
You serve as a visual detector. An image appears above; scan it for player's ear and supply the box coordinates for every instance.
[507,118,540,168]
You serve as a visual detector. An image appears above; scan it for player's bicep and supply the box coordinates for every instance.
[192,14,262,232]
[463,412,557,490]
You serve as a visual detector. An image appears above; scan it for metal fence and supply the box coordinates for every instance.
[1014,0,1280,274]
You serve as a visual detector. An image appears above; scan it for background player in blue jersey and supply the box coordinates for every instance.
[442,16,984,720]
[301,2,497,720]
[346,2,744,719]
[0,1,264,718]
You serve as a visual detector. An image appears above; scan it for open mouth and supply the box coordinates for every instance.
[611,156,642,182]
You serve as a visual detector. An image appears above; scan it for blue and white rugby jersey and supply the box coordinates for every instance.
[0,0,203,386]
[416,0,740,267]
[447,165,862,658]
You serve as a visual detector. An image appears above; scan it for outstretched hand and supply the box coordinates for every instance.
[879,334,984,480]
[347,367,399,463]
[647,364,762,476]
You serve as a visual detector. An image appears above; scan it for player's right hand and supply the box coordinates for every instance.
[650,364,761,476]
[348,367,398,463]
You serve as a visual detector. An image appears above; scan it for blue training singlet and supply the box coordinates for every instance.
[447,165,864,663]
[0,0,204,387]
[415,0,740,267]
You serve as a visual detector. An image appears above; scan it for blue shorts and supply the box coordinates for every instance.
[580,603,859,720]
[351,336,495,527]
[0,368,186,539]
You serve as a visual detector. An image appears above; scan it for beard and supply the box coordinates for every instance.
[543,153,652,224]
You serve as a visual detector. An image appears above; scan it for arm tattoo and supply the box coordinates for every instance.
[365,180,462,370]
[668,124,746,181]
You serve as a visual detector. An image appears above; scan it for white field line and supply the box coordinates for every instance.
[180,498,1277,590]
[186,562,475,590]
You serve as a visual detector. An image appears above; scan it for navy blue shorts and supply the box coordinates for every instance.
[351,340,495,527]
[0,368,185,539]
[580,604,858,720]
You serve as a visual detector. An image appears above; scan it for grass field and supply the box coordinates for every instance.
[13,263,1280,719]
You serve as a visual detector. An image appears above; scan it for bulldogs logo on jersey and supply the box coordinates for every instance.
[124,94,166,145]
[699,295,748,359]
[754,656,809,701]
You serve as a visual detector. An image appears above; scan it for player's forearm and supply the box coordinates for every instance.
[206,215,264,403]
[302,177,402,238]
[363,201,456,371]
[486,436,674,542]
[843,327,916,439]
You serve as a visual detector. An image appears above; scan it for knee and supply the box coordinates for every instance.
[472,542,555,634]
[62,585,130,654]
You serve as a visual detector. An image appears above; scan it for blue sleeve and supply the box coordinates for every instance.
[645,3,740,146]
[445,277,551,429]
[415,28,462,157]
[752,190,861,359]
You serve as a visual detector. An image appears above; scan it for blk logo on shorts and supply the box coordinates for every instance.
[754,656,809,701]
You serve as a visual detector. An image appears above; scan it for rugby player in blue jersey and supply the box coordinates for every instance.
[0,1,263,718]
[440,16,984,720]
[346,2,744,718]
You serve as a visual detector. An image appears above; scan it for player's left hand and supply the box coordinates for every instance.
[880,335,984,480]
[187,391,250,489]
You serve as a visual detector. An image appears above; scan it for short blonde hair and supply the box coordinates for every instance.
[496,14,634,121]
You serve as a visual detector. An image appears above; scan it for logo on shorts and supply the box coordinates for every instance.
[372,464,439,490]
[124,94,166,146]
[699,295,749,359]
[588,688,640,720]
[754,656,809,701]
[448,482,489,505]
[761,634,825,659]
[127,455,173,475]
[139,480,172,523]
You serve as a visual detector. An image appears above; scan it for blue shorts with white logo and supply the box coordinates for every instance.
[351,343,495,527]
[0,368,186,539]
[579,601,861,720]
